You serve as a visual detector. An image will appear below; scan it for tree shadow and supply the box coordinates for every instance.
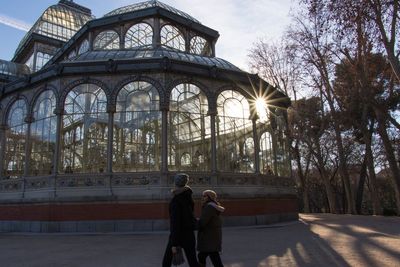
[221,219,351,267]
[301,213,400,267]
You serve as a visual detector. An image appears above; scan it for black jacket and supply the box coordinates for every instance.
[197,202,225,252]
[169,186,197,246]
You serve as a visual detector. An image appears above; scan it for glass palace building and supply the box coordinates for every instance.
[0,0,297,232]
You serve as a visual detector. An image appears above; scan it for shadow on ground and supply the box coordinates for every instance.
[0,214,399,267]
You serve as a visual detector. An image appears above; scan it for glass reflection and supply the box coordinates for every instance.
[168,84,210,171]
[161,25,185,51]
[30,90,57,176]
[125,23,153,48]
[113,81,161,172]
[217,90,254,173]
[61,84,108,173]
[190,36,211,56]
[78,39,89,54]
[260,131,274,175]
[4,100,27,178]
[94,30,120,50]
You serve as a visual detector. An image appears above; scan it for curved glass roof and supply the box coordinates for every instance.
[14,0,93,57]
[64,47,241,71]
[0,59,31,77]
[104,0,200,24]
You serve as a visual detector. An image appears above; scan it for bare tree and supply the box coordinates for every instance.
[287,1,357,213]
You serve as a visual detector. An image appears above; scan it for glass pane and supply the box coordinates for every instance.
[160,25,185,51]
[61,84,108,174]
[93,30,120,50]
[35,52,52,71]
[168,84,210,172]
[4,100,27,178]
[216,90,254,173]
[190,36,211,56]
[260,131,274,175]
[30,90,57,176]
[114,81,161,172]
[125,23,153,48]
[78,39,89,54]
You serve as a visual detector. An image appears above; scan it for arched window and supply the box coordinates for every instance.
[125,23,153,48]
[93,30,120,50]
[114,81,161,172]
[160,25,185,51]
[78,39,89,54]
[216,90,254,173]
[4,100,27,178]
[180,153,191,167]
[30,90,57,176]
[190,36,211,56]
[260,131,274,175]
[61,84,108,173]
[35,52,52,71]
[169,84,210,171]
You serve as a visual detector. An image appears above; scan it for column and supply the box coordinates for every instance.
[88,31,94,51]
[153,18,161,48]
[209,111,217,174]
[23,115,34,177]
[119,25,125,49]
[161,104,168,174]
[107,105,115,196]
[0,124,8,178]
[252,118,260,174]
[107,106,115,173]
[52,108,63,175]
[270,116,279,175]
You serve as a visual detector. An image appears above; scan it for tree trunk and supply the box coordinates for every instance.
[356,156,367,214]
[318,61,357,214]
[376,110,400,215]
[331,115,357,214]
[293,143,311,213]
[313,136,338,213]
[364,127,383,215]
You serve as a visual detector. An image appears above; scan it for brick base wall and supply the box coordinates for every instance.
[0,197,299,232]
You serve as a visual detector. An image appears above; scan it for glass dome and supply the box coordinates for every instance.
[0,60,30,77]
[14,0,94,58]
[104,0,201,24]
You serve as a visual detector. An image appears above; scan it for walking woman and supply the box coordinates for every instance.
[162,173,199,267]
[197,190,225,267]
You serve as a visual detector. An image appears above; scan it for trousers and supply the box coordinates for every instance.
[198,251,224,267]
[162,233,199,267]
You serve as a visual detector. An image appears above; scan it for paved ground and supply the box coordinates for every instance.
[0,214,399,267]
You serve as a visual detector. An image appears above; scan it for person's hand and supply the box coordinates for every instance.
[171,246,177,254]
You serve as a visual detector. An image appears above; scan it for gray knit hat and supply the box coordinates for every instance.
[174,173,189,187]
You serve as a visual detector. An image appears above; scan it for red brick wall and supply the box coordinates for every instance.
[0,198,298,221]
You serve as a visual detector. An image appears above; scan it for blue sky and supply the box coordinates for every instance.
[0,0,292,70]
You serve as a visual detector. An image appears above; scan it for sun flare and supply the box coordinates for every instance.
[255,97,268,122]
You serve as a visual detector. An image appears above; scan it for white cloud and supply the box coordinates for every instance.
[0,13,31,32]
[158,0,292,71]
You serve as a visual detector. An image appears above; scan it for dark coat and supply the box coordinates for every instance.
[197,202,224,252]
[169,186,197,246]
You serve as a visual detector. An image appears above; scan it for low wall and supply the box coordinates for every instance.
[0,172,298,232]
[0,197,298,232]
